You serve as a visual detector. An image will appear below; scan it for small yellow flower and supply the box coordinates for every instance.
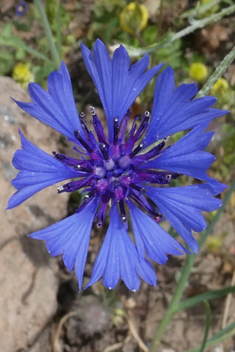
[211,78,229,95]
[189,63,208,82]
[12,63,34,89]
[120,2,148,35]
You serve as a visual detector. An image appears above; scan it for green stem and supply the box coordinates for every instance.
[157,0,164,37]
[199,301,211,352]
[56,0,62,60]
[22,44,55,64]
[125,4,235,57]
[149,180,235,352]
[180,0,222,19]
[33,0,61,68]
[197,43,235,97]
[186,327,235,352]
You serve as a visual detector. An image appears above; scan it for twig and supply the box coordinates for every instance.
[102,342,124,352]
[53,311,79,352]
[127,312,149,352]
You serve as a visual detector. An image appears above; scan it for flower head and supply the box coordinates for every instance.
[120,2,148,35]
[16,1,27,16]
[12,63,34,89]
[8,39,227,291]
[189,62,208,82]
[211,77,229,95]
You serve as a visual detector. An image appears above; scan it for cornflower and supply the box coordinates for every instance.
[16,1,27,16]
[8,39,227,291]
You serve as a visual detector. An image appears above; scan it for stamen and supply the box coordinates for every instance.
[74,164,92,173]
[93,114,108,146]
[144,111,150,119]
[96,201,108,228]
[80,116,90,140]
[129,189,161,218]
[130,183,146,193]
[52,151,81,166]
[130,142,145,158]
[57,186,64,193]
[74,130,93,153]
[99,143,109,160]
[119,200,128,229]
[85,188,97,200]
[113,117,119,144]
[118,110,131,141]
[89,106,96,116]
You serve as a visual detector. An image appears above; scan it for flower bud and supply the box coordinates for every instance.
[120,2,148,35]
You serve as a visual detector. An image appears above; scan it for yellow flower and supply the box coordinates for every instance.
[211,78,229,95]
[12,63,34,89]
[189,63,208,82]
[120,2,148,35]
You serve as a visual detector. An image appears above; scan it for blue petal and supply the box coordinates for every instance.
[128,201,188,264]
[143,120,216,182]
[144,67,228,144]
[13,62,84,144]
[146,184,223,252]
[30,197,99,291]
[81,39,164,140]
[7,130,80,209]
[86,205,156,290]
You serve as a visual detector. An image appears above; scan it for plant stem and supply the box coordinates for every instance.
[125,4,235,57]
[157,0,164,38]
[149,180,235,352]
[186,327,235,352]
[197,43,235,97]
[33,0,61,68]
[56,0,62,60]
[199,301,211,352]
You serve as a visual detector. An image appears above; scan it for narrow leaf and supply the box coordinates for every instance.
[175,286,235,312]
[199,301,211,352]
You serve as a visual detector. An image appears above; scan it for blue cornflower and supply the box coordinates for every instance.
[8,39,227,291]
[16,1,27,16]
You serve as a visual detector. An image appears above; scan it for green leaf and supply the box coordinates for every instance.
[175,286,235,312]
[199,301,211,352]
[185,320,235,352]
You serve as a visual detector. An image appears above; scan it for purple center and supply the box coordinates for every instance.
[54,107,180,229]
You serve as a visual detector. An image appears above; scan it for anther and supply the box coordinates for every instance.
[74,164,92,173]
[57,186,64,193]
[130,183,146,193]
[89,106,96,116]
[97,221,102,228]
[99,142,109,160]
[144,111,150,118]
[74,130,93,153]
[119,200,127,224]
[130,142,145,158]
[113,117,119,144]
